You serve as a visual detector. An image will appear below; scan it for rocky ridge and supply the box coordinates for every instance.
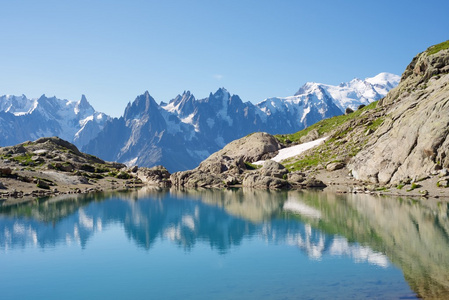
[0,137,151,201]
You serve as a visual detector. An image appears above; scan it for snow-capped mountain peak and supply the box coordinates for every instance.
[295,82,322,96]
[75,94,94,115]
[0,94,110,148]
[365,72,400,87]
[0,94,36,116]
[289,72,399,113]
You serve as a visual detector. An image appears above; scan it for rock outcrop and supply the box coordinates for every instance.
[349,42,449,184]
[171,132,325,190]
[242,160,290,189]
[136,165,171,187]
[171,132,281,188]
[0,137,142,199]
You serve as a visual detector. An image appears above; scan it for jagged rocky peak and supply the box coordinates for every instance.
[75,94,94,113]
[124,91,159,120]
[211,87,230,100]
[229,93,244,106]
[35,94,60,113]
[170,90,193,105]
[164,90,197,117]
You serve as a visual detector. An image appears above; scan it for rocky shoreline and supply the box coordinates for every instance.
[2,132,449,206]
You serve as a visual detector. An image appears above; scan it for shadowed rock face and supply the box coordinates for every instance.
[349,45,449,184]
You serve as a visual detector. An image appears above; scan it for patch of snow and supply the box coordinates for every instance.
[181,113,195,125]
[253,136,327,165]
[163,101,179,114]
[300,106,310,122]
[79,115,94,127]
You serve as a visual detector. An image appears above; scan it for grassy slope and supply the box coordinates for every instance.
[426,40,449,55]
[274,100,385,172]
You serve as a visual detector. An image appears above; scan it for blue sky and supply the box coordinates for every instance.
[1,0,448,117]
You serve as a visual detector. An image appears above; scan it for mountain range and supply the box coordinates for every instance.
[0,94,109,148]
[0,72,399,172]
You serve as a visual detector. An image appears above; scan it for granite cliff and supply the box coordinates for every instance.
[349,41,449,184]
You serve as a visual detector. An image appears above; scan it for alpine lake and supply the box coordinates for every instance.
[1,187,448,299]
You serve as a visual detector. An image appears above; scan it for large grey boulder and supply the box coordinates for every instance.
[242,160,290,189]
[170,170,223,188]
[137,165,171,187]
[242,173,290,189]
[205,132,282,163]
[260,160,288,179]
[287,172,306,184]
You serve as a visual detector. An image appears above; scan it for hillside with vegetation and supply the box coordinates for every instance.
[272,40,449,195]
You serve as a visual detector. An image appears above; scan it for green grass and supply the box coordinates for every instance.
[9,153,44,167]
[278,100,384,172]
[94,165,110,173]
[108,171,118,177]
[275,100,379,144]
[367,117,385,130]
[427,40,449,55]
[407,183,420,192]
[244,162,261,170]
[115,171,132,179]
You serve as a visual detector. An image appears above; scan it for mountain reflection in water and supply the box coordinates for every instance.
[1,188,448,299]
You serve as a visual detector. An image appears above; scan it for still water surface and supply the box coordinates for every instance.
[1,188,448,299]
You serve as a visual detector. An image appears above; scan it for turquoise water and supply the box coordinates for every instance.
[1,188,448,299]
